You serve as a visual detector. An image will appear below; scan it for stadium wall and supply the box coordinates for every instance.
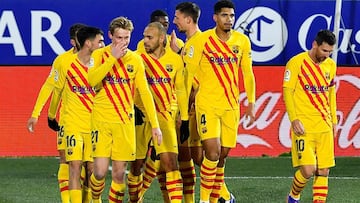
[0,66,358,157]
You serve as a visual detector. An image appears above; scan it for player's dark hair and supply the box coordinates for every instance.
[69,23,87,40]
[150,10,168,23]
[175,2,201,23]
[214,0,235,14]
[76,26,103,49]
[315,29,336,46]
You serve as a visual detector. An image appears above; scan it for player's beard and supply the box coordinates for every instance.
[145,42,160,54]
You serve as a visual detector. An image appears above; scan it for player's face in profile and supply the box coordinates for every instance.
[214,8,235,33]
[157,16,169,31]
[110,28,131,48]
[89,34,105,52]
[173,11,187,33]
[143,27,161,54]
[314,42,334,63]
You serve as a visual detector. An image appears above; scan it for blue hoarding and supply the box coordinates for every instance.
[1,0,360,65]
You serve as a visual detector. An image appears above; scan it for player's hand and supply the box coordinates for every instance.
[27,117,38,133]
[111,42,127,59]
[170,30,181,54]
[180,120,190,144]
[134,106,145,125]
[152,128,162,146]
[291,119,305,135]
[244,103,255,128]
[48,117,60,132]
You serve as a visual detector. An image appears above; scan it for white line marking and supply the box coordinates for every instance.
[222,176,360,180]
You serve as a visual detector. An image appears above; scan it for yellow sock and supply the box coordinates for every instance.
[69,189,82,203]
[200,157,218,202]
[166,170,183,203]
[290,169,309,199]
[139,158,159,198]
[58,163,70,203]
[127,172,143,202]
[179,160,196,203]
[218,165,230,200]
[89,174,105,201]
[108,181,125,203]
[313,175,328,202]
[157,171,170,203]
[82,185,92,203]
[210,167,224,203]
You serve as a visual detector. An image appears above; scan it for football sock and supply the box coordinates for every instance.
[313,175,328,202]
[210,167,224,202]
[82,185,92,203]
[57,163,70,203]
[200,157,219,202]
[179,160,196,203]
[89,174,105,201]
[127,171,143,202]
[139,158,159,198]
[166,170,183,203]
[108,181,125,203]
[157,171,170,203]
[69,189,82,203]
[290,169,309,199]
[219,172,231,200]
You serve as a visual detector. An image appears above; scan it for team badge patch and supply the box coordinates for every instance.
[127,65,134,72]
[166,64,173,72]
[232,45,239,54]
[67,148,73,156]
[201,127,207,134]
[325,72,330,80]
[284,69,291,81]
[188,46,194,58]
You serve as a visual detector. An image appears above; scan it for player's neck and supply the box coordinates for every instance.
[308,50,320,64]
[215,27,231,42]
[77,50,92,67]
[150,47,165,59]
[186,25,199,40]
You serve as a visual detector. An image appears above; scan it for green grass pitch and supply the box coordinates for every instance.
[0,157,359,202]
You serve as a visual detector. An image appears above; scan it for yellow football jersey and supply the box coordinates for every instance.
[194,28,255,110]
[134,50,188,120]
[283,52,337,132]
[49,53,96,132]
[89,45,159,128]
[31,48,74,119]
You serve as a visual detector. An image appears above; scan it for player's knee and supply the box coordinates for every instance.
[192,154,203,166]
[316,168,330,176]
[300,165,316,178]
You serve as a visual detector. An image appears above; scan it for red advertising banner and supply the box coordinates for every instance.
[0,66,359,157]
[231,66,360,157]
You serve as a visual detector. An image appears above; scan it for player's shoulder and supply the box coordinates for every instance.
[92,45,110,56]
[286,52,307,67]
[54,48,74,61]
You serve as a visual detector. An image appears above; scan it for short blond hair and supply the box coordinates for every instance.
[109,16,134,34]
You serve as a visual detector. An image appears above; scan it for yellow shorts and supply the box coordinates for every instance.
[136,111,178,159]
[91,119,136,161]
[291,131,335,168]
[64,128,92,162]
[195,105,239,148]
[57,125,66,151]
